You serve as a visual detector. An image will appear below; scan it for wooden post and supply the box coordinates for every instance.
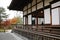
[31,0,32,30]
[23,11,24,29]
[36,16,38,30]
[50,3,52,25]
[42,0,44,31]
[27,5,28,26]
[36,0,38,30]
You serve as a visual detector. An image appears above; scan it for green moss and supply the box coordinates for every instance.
[0,29,5,32]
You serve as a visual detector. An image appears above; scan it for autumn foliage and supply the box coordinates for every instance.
[0,17,22,28]
[10,18,18,24]
[3,20,11,26]
[0,18,17,27]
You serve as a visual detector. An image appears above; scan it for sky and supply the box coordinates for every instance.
[0,0,23,19]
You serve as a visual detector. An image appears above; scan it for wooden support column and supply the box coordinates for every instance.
[36,16,38,29]
[23,11,24,25]
[42,0,44,32]
[36,0,38,30]
[31,1,32,26]
[50,3,52,25]
[42,0,44,16]
[27,5,28,25]
[23,11,24,29]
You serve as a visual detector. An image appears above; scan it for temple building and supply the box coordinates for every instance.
[9,0,60,40]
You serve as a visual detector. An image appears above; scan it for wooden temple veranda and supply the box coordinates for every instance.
[8,0,60,40]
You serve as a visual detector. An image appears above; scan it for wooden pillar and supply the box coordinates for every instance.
[31,1,32,25]
[25,16,28,25]
[50,3,52,25]
[27,5,28,25]
[42,0,44,31]
[36,16,38,29]
[30,2,32,27]
[42,0,44,16]
[36,0,38,30]
[23,11,24,29]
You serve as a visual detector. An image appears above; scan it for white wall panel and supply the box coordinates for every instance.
[24,11,27,15]
[44,0,53,6]
[59,8,60,24]
[52,8,60,25]
[28,3,31,8]
[23,6,27,11]
[28,9,31,14]
[44,8,51,24]
[37,2,43,10]
[28,15,32,24]
[52,1,60,8]
[38,18,44,24]
[32,6,36,12]
[32,0,36,6]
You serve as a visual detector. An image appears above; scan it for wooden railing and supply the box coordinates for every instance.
[12,24,60,40]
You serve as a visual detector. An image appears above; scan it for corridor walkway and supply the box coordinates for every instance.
[0,30,29,40]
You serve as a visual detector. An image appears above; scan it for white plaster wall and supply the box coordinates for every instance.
[52,8,59,25]
[38,18,44,24]
[28,9,31,14]
[58,8,60,24]
[52,1,60,8]
[44,0,53,6]
[28,15,32,24]
[32,0,36,6]
[44,0,49,6]
[37,2,43,10]
[32,6,36,12]
[23,6,27,11]
[24,11,27,15]
[28,3,31,8]
[44,8,51,24]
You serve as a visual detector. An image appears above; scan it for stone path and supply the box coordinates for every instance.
[0,30,29,40]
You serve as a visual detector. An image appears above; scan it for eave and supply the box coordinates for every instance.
[8,0,32,11]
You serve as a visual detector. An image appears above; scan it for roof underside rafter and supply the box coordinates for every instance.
[8,0,32,11]
[8,0,60,11]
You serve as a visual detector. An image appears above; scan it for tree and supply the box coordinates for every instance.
[4,20,11,26]
[0,7,8,28]
[15,16,23,24]
[10,16,23,24]
[10,17,17,24]
[0,7,8,23]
